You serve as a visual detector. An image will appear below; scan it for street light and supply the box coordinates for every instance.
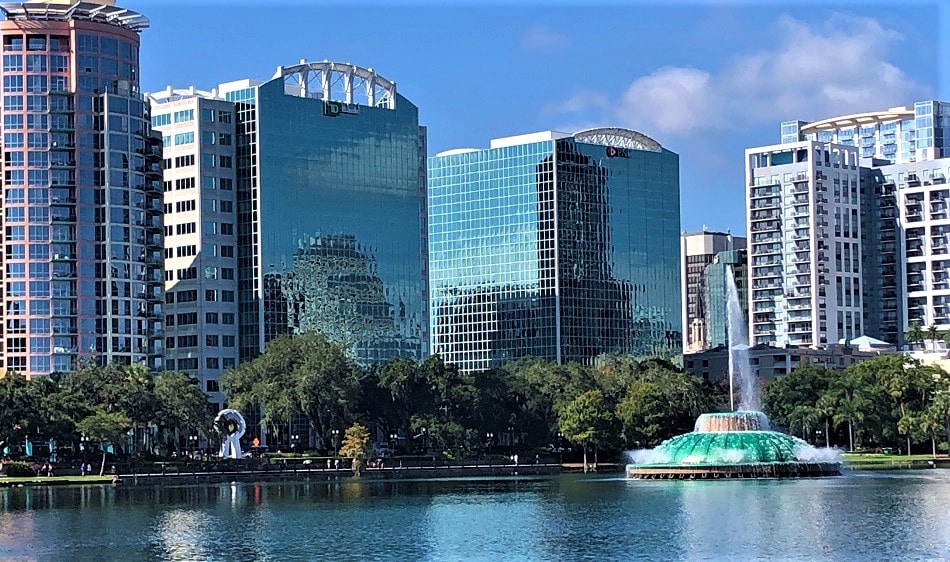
[421,427,428,454]
[291,434,299,454]
[486,432,494,458]
[507,426,515,457]
[389,432,398,456]
[188,435,198,458]
[557,432,563,464]
[331,429,340,454]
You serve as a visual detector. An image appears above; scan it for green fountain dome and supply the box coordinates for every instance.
[627,411,842,478]
[644,430,809,466]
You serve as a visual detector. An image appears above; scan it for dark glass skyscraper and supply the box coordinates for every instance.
[218,62,428,364]
[428,128,681,372]
[0,1,163,377]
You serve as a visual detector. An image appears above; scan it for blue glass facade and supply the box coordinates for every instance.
[428,130,681,372]
[703,249,747,350]
[229,76,427,364]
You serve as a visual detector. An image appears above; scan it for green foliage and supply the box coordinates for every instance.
[221,332,363,444]
[3,461,35,477]
[764,354,950,454]
[558,390,613,447]
[76,411,132,445]
[905,321,923,349]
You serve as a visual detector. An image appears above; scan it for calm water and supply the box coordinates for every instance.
[2,471,949,561]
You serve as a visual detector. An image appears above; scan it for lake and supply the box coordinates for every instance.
[2,471,949,561]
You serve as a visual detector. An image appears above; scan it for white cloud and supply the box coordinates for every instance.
[551,13,931,138]
[519,24,568,53]
[545,89,609,115]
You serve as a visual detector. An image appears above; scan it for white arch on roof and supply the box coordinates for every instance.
[273,60,397,109]
[573,127,663,152]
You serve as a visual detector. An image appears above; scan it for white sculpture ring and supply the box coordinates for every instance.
[214,409,246,459]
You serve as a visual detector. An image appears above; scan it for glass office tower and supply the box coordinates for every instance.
[217,62,428,365]
[428,128,681,373]
[0,1,163,377]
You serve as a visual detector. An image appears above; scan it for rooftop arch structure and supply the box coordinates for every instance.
[273,60,397,109]
[573,127,663,153]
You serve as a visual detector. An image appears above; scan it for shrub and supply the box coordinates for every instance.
[3,461,36,477]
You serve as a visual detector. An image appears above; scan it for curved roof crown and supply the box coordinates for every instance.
[273,59,397,110]
[573,127,663,152]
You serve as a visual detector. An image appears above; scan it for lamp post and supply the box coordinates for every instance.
[389,432,398,456]
[291,434,299,454]
[557,432,563,465]
[486,432,494,460]
[507,426,514,457]
[331,429,340,455]
[421,427,427,454]
[188,435,198,458]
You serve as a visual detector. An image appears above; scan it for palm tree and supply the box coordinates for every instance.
[926,325,940,352]
[905,321,924,351]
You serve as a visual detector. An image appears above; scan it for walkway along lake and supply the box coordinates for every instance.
[2,471,949,561]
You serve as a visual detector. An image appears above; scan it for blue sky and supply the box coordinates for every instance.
[126,1,948,236]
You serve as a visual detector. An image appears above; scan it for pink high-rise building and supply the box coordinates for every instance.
[0,1,164,377]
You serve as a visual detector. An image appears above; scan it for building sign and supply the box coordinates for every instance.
[606,146,630,158]
[323,100,361,117]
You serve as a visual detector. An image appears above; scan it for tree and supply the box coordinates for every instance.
[338,423,371,476]
[614,366,710,448]
[926,325,940,352]
[823,369,875,451]
[763,365,834,436]
[905,321,924,351]
[558,390,613,472]
[76,411,132,475]
[154,372,212,452]
[221,332,363,449]
[0,372,43,454]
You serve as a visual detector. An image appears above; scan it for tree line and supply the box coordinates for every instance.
[762,355,950,456]
[220,332,727,462]
[0,364,211,472]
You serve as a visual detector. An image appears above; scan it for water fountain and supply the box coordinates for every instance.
[626,266,841,479]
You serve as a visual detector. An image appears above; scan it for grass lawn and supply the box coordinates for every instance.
[841,453,945,469]
[0,475,116,486]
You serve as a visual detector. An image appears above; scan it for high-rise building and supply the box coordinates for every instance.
[680,231,745,352]
[0,1,164,377]
[146,87,237,407]
[428,128,681,373]
[154,62,428,379]
[780,100,950,164]
[767,101,950,349]
[703,248,748,351]
[745,141,863,348]
[873,158,950,338]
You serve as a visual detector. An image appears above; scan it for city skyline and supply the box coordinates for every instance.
[122,0,948,236]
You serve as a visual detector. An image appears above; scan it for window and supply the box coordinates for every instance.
[3,54,22,71]
[3,95,23,111]
[206,357,220,369]
[206,335,219,347]
[3,75,23,92]
[219,156,232,168]
[151,113,171,127]
[205,289,217,302]
[218,133,232,146]
[200,108,215,122]
[222,313,235,325]
[174,131,194,145]
[205,312,218,324]
[221,223,233,235]
[173,109,194,123]
[25,54,46,72]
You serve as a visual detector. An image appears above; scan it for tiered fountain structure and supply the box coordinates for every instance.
[626,267,841,479]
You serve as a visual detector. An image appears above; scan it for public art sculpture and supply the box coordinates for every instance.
[214,409,246,459]
[627,267,841,479]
